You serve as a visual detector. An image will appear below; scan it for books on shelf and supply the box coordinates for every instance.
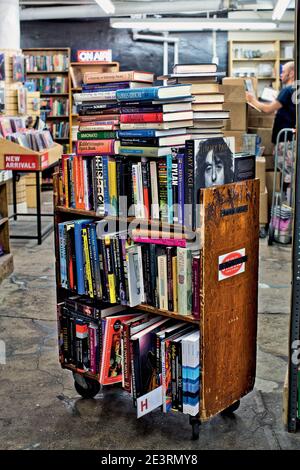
[27,76,69,94]
[25,53,69,72]
[40,97,69,117]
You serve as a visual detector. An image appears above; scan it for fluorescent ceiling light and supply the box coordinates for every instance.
[95,0,115,14]
[272,0,291,20]
[110,19,278,32]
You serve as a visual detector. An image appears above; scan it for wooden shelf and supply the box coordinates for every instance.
[71,61,119,67]
[55,206,193,234]
[26,70,69,74]
[137,304,199,324]
[232,58,277,61]
[41,93,69,97]
[280,57,294,60]
[46,115,69,119]
[0,217,8,227]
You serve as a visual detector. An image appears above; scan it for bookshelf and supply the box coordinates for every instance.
[228,40,281,98]
[54,171,259,438]
[68,61,119,151]
[23,48,71,152]
[0,180,13,283]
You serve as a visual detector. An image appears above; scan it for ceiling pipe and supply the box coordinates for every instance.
[20,1,227,20]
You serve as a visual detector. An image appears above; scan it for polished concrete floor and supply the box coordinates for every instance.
[0,200,300,450]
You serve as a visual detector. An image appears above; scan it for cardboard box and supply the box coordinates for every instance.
[220,84,246,103]
[248,114,275,129]
[223,102,247,131]
[259,188,268,225]
[223,130,244,152]
[248,127,274,156]
[255,157,266,192]
[222,76,257,91]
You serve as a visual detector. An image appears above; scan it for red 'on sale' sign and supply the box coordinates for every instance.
[218,249,246,281]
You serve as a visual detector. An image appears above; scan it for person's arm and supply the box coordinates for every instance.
[245,92,282,114]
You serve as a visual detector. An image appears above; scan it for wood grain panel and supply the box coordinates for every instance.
[200,179,259,420]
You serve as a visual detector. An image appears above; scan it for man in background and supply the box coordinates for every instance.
[246,61,296,144]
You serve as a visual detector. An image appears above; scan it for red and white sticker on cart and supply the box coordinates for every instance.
[218,248,246,281]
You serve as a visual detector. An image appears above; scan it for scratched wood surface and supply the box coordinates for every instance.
[199,179,260,420]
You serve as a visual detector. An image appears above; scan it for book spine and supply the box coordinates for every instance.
[121,106,162,114]
[108,158,118,216]
[61,155,69,207]
[185,141,195,230]
[141,159,150,219]
[166,247,174,311]
[120,138,158,147]
[172,155,179,223]
[158,159,168,222]
[177,341,183,412]
[120,113,163,123]
[84,71,137,84]
[177,154,185,226]
[166,154,173,225]
[149,161,160,220]
[118,130,156,138]
[58,223,67,289]
[104,236,116,304]
[98,238,109,302]
[77,131,117,140]
[120,238,129,305]
[102,156,110,216]
[116,88,158,102]
[149,244,158,309]
[158,254,168,310]
[77,139,115,156]
[171,340,178,410]
[172,255,178,312]
[82,227,94,298]
[192,256,200,320]
[118,146,159,158]
[177,248,192,316]
[89,325,96,374]
[89,224,102,299]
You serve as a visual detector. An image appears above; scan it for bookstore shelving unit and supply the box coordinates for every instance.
[0,180,13,283]
[23,48,71,152]
[228,40,291,97]
[68,61,119,151]
[54,174,260,439]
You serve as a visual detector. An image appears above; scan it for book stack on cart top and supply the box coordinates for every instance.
[74,70,155,156]
[158,63,229,138]
[116,78,193,158]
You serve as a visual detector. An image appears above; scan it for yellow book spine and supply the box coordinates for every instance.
[172,255,178,313]
[105,235,117,303]
[82,228,94,298]
[108,160,117,216]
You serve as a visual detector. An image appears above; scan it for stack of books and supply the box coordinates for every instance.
[117,83,193,158]
[74,70,155,156]
[158,63,229,138]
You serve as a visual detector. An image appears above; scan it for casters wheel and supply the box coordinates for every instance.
[268,226,274,246]
[74,374,100,399]
[189,415,201,440]
[221,400,240,416]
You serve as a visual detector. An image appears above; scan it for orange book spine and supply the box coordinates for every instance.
[76,139,116,156]
[120,113,163,124]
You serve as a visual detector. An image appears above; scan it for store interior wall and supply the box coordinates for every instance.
[20,19,228,75]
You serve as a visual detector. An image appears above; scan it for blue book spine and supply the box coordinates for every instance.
[117,130,156,138]
[102,156,110,216]
[166,154,173,225]
[119,148,145,156]
[58,222,67,289]
[74,220,90,295]
[177,154,185,225]
[116,87,158,102]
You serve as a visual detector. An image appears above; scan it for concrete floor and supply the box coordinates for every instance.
[1,199,300,450]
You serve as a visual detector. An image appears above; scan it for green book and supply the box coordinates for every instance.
[77,131,117,140]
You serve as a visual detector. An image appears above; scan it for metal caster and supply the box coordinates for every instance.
[189,415,201,440]
[221,400,240,416]
[73,373,100,399]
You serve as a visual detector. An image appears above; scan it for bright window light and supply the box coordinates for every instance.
[110,19,278,32]
[95,0,115,14]
[272,0,291,20]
